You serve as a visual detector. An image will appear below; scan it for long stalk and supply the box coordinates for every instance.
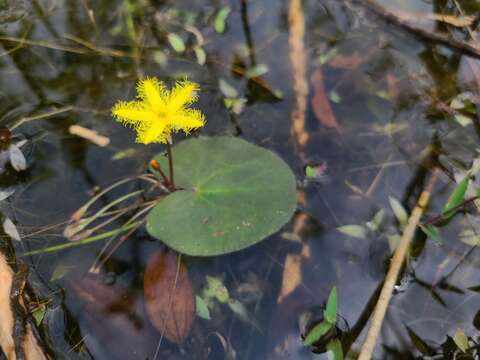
[90,201,156,272]
[64,189,144,238]
[23,222,140,256]
[358,168,439,359]
[166,143,176,191]
[150,160,172,190]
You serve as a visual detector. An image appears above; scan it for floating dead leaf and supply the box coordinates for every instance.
[397,10,476,28]
[143,249,195,344]
[310,69,340,130]
[69,125,110,147]
[431,14,476,27]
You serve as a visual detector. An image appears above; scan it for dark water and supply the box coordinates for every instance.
[1,0,480,359]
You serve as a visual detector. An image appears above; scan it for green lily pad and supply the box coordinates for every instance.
[146,136,297,256]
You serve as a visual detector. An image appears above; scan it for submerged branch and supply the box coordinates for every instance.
[348,0,480,59]
[276,0,311,306]
[358,168,440,360]
[289,0,309,152]
[9,106,73,131]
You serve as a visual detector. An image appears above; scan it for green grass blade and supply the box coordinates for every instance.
[23,222,140,256]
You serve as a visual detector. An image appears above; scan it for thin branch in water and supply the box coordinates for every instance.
[358,168,440,360]
[9,106,73,131]
[0,35,135,58]
[289,0,309,154]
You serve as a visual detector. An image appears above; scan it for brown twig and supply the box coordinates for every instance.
[276,0,312,306]
[349,0,480,60]
[358,168,440,360]
[289,0,309,152]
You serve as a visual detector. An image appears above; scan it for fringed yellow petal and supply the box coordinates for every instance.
[171,109,205,132]
[112,101,158,128]
[112,77,204,144]
[168,80,199,113]
[136,78,166,112]
[137,121,170,144]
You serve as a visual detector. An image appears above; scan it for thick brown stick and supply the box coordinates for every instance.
[289,0,309,151]
[358,168,439,360]
[277,0,311,305]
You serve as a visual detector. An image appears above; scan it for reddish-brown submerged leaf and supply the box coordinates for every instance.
[144,249,195,344]
[310,69,340,130]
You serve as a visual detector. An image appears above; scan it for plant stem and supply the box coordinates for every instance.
[423,195,479,225]
[23,222,140,255]
[166,142,175,191]
[150,160,172,190]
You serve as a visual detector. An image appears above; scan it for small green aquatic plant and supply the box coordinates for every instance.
[30,77,297,258]
[303,287,343,359]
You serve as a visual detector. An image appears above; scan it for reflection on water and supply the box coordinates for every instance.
[0,0,479,358]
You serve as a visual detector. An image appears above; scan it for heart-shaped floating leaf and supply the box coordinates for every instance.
[146,136,297,256]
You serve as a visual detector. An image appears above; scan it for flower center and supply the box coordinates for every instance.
[156,110,167,118]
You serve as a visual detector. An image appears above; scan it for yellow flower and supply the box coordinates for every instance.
[112,77,205,144]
